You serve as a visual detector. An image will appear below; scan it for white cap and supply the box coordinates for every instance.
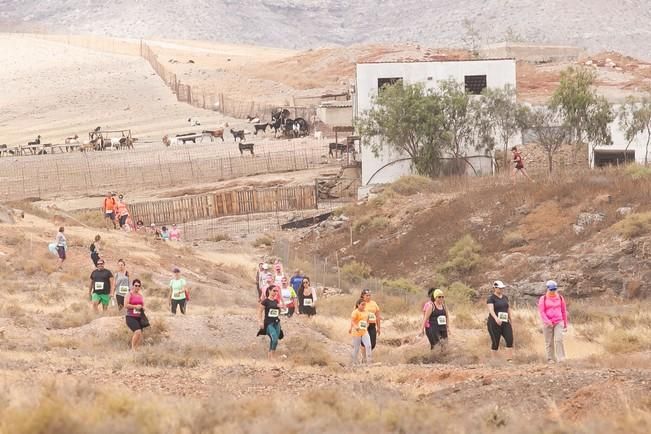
[546,280,558,290]
[493,280,506,288]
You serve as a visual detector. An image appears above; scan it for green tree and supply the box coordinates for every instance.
[529,107,568,174]
[482,85,521,170]
[619,96,651,165]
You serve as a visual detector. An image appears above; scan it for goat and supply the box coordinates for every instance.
[162,135,178,147]
[270,117,282,137]
[28,135,41,146]
[201,129,225,142]
[282,118,294,138]
[246,115,260,123]
[64,134,79,144]
[253,123,269,135]
[328,142,351,158]
[293,117,309,138]
[230,129,245,142]
[187,117,201,126]
[238,142,255,156]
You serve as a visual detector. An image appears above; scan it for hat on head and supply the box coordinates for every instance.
[546,280,558,290]
[172,267,180,273]
[262,264,270,270]
[433,289,444,298]
[361,288,371,295]
[493,280,506,289]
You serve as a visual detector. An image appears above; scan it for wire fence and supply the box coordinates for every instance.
[0,147,324,200]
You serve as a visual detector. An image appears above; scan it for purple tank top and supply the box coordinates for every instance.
[127,293,144,317]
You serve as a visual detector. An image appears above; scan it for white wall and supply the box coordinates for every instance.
[592,104,650,166]
[356,59,516,185]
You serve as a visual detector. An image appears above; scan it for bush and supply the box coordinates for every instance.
[252,235,273,247]
[624,164,651,180]
[388,175,435,196]
[438,235,483,277]
[73,210,105,228]
[445,281,477,307]
[341,261,371,283]
[353,215,389,233]
[602,328,651,354]
[383,277,420,294]
[284,336,332,366]
[209,233,231,242]
[503,231,527,248]
[614,212,651,238]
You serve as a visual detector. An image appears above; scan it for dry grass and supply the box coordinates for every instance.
[387,175,436,196]
[70,210,105,228]
[613,212,651,238]
[252,235,273,247]
[284,335,333,366]
[503,230,527,248]
[47,303,96,329]
[340,260,371,283]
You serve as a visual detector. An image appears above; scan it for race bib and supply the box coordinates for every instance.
[132,308,140,315]
[94,282,104,291]
[280,307,289,315]
[268,309,279,318]
[118,285,129,295]
[303,299,313,307]
[498,312,509,322]
[368,313,376,322]
[437,315,447,326]
[173,291,183,298]
[358,320,368,330]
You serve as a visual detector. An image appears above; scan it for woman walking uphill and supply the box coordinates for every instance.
[422,288,449,350]
[258,285,284,359]
[538,280,568,363]
[298,277,317,317]
[54,227,67,271]
[349,298,372,365]
[487,280,514,361]
[124,279,148,350]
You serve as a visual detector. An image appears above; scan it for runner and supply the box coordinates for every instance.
[169,267,189,315]
[298,276,317,317]
[102,192,117,229]
[511,146,534,184]
[421,288,449,350]
[255,263,264,299]
[361,289,381,350]
[349,298,372,365]
[124,279,148,350]
[115,194,130,229]
[538,280,568,363]
[54,226,67,271]
[279,276,298,317]
[290,269,304,293]
[258,284,283,359]
[487,280,514,361]
[89,259,114,312]
[169,224,181,241]
[89,234,102,267]
[114,259,130,310]
[273,263,285,286]
[259,274,274,301]
[160,226,170,241]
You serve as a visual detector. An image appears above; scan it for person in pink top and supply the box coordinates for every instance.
[169,224,181,241]
[538,280,568,363]
[124,279,149,350]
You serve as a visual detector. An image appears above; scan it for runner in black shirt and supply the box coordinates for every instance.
[487,280,514,361]
[90,259,114,312]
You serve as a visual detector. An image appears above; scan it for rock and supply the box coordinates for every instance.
[469,216,484,225]
[577,212,605,227]
[616,207,633,218]
[573,224,585,235]
[0,205,16,224]
[515,204,530,215]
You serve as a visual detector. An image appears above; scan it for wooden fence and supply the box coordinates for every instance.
[128,185,317,225]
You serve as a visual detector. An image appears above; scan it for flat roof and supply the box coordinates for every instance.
[357,57,515,65]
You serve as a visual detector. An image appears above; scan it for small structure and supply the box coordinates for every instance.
[479,42,584,63]
[317,100,353,128]
[591,104,649,167]
[355,58,516,186]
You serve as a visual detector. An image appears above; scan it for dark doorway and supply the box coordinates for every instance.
[464,75,487,95]
[593,149,635,167]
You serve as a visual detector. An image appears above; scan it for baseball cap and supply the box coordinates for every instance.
[433,289,444,298]
[546,280,558,290]
[493,280,506,289]
[172,267,180,273]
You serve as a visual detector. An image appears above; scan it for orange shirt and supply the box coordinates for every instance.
[103,197,115,212]
[350,309,370,337]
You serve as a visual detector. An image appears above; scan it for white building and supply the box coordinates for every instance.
[355,59,516,186]
[591,104,649,167]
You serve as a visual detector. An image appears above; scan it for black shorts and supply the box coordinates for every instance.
[119,215,128,227]
[56,246,66,260]
[116,294,125,309]
[126,315,142,332]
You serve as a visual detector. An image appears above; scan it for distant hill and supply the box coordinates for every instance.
[1,0,651,59]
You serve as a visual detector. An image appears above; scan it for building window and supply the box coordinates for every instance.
[464,75,487,95]
[377,77,402,92]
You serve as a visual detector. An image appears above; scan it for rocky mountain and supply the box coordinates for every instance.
[1,0,650,59]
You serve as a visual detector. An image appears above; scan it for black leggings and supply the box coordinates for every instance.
[426,326,448,349]
[367,324,377,349]
[171,299,187,314]
[487,318,513,350]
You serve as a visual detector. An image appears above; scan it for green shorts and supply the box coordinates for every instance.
[92,293,111,305]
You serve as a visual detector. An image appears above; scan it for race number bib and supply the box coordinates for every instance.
[437,315,447,326]
[268,309,280,318]
[498,312,509,322]
[94,282,104,291]
[303,299,313,307]
[132,308,140,315]
[358,320,368,330]
[368,313,376,322]
[118,285,129,295]
[173,291,183,298]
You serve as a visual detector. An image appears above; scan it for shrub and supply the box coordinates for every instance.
[602,328,651,354]
[383,277,420,294]
[438,235,483,277]
[451,304,482,329]
[208,233,231,242]
[284,335,332,366]
[389,175,435,196]
[503,231,527,248]
[341,261,371,283]
[253,235,273,247]
[614,212,651,238]
[445,281,477,307]
[73,210,105,228]
[624,164,651,180]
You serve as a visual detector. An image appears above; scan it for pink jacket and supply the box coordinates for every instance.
[538,294,568,327]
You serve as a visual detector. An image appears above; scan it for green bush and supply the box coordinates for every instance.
[341,261,371,283]
[438,235,483,277]
[624,164,651,180]
[353,215,389,233]
[383,277,420,294]
[614,212,651,238]
[445,281,477,307]
[503,231,527,248]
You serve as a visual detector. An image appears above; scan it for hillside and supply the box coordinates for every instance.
[2,0,651,60]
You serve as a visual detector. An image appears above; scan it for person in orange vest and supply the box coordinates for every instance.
[102,192,117,229]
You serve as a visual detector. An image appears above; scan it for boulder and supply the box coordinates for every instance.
[616,207,633,218]
[0,205,15,224]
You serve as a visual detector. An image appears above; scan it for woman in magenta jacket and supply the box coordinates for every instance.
[538,280,568,363]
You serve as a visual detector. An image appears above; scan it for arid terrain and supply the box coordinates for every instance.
[0,29,650,434]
